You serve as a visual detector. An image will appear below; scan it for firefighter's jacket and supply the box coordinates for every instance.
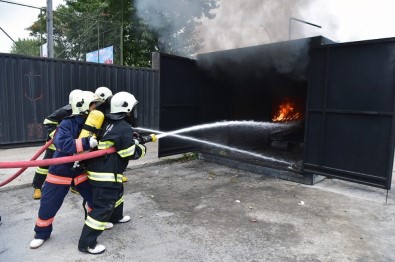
[85,115,146,188]
[48,115,91,177]
[43,105,72,150]
[43,104,72,135]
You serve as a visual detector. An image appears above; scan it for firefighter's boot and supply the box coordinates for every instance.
[30,238,45,249]
[118,216,131,223]
[86,244,106,254]
[33,189,41,200]
[104,222,113,230]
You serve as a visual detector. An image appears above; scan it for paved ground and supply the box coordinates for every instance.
[0,144,394,262]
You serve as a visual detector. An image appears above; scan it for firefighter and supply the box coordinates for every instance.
[95,86,132,183]
[32,89,82,199]
[78,91,154,254]
[95,86,113,114]
[30,91,104,250]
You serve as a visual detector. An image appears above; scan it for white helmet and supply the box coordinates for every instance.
[68,89,82,104]
[71,91,102,115]
[95,86,113,101]
[110,91,138,114]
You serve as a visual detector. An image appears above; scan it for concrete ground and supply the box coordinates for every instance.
[0,144,394,262]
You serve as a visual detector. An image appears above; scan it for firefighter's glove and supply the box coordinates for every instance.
[133,139,140,145]
[132,132,140,139]
[89,136,98,148]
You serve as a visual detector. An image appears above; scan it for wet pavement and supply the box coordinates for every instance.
[0,144,394,261]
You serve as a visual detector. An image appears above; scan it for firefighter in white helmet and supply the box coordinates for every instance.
[95,86,133,184]
[30,91,103,251]
[32,89,82,199]
[95,86,113,114]
[78,91,156,254]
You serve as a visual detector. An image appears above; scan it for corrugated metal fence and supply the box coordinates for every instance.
[0,53,159,146]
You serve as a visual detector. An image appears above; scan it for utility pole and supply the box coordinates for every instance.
[47,0,54,58]
[120,0,124,65]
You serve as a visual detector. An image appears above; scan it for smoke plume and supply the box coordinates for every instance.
[198,0,324,53]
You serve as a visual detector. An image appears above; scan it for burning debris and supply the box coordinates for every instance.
[272,99,303,122]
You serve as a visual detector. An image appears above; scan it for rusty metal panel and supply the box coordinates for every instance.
[0,53,159,146]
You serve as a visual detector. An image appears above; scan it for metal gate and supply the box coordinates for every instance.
[0,53,159,146]
[155,53,202,157]
[303,38,395,189]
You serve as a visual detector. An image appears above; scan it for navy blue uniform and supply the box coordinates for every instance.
[33,115,93,240]
[78,114,146,251]
[32,105,72,189]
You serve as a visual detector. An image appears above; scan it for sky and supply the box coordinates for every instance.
[0,0,64,53]
[1,0,395,54]
[197,0,395,52]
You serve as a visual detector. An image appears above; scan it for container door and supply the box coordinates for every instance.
[157,53,202,157]
[304,39,395,189]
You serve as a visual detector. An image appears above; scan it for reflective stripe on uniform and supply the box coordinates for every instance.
[46,174,72,185]
[74,173,88,185]
[98,141,114,150]
[49,130,56,138]
[75,138,83,153]
[85,215,106,231]
[138,144,146,157]
[117,145,136,158]
[36,217,55,227]
[115,196,124,208]
[87,171,123,183]
[43,119,58,125]
[35,167,49,175]
[48,130,57,150]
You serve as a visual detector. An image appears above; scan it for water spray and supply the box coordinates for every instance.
[143,120,294,139]
[136,122,291,165]
[0,120,294,187]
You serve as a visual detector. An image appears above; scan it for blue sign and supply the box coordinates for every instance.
[86,46,113,64]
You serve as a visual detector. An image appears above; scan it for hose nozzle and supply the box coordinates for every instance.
[139,134,157,144]
[150,134,157,142]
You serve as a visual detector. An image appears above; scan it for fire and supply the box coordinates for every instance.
[272,101,301,122]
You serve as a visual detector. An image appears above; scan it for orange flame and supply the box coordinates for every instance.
[272,101,301,122]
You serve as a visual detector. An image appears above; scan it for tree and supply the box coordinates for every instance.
[10,38,41,56]
[26,0,219,66]
[134,0,219,57]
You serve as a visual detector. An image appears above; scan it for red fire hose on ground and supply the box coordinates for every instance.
[0,143,116,187]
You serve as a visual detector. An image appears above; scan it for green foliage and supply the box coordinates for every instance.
[182,152,199,161]
[135,0,218,57]
[10,38,41,56]
[26,0,219,66]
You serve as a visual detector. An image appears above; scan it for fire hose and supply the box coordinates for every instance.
[0,139,53,187]
[0,110,108,187]
[0,145,116,187]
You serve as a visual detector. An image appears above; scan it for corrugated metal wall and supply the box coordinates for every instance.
[0,53,159,146]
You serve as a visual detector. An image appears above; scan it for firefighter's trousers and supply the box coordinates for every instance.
[32,148,55,189]
[78,186,124,250]
[33,174,93,240]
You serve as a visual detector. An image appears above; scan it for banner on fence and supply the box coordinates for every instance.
[86,46,113,64]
